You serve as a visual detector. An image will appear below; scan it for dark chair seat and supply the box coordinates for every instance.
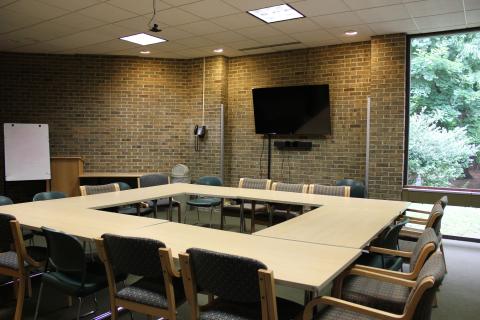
[223,203,266,214]
[250,212,290,224]
[355,252,403,271]
[315,306,375,319]
[341,275,409,314]
[117,276,185,309]
[153,198,181,208]
[0,251,27,270]
[26,246,48,262]
[187,197,222,207]
[398,239,416,251]
[117,205,154,216]
[200,297,303,320]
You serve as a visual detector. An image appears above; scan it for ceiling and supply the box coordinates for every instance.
[0,0,479,59]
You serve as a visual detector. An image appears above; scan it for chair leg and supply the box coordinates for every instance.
[27,276,33,298]
[220,212,225,230]
[440,242,447,273]
[177,204,182,223]
[76,297,83,320]
[209,206,213,228]
[14,277,26,320]
[153,200,158,219]
[197,207,200,224]
[33,282,44,320]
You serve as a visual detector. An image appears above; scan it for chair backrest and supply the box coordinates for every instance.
[0,213,16,252]
[438,196,448,209]
[409,228,439,273]
[371,218,409,250]
[271,182,308,193]
[42,227,86,276]
[116,182,132,191]
[101,233,166,278]
[404,252,446,320]
[195,176,222,186]
[308,184,350,197]
[238,178,271,190]
[427,202,444,235]
[139,173,169,188]
[335,179,365,198]
[0,196,13,206]
[33,191,66,201]
[186,248,267,303]
[80,183,120,196]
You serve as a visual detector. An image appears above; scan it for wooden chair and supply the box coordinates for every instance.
[304,251,446,320]
[221,178,272,233]
[179,247,302,320]
[308,184,351,197]
[95,234,185,320]
[79,183,120,196]
[0,213,44,320]
[252,182,309,231]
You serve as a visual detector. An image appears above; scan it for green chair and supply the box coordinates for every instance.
[0,195,13,206]
[33,191,66,201]
[186,176,222,227]
[335,179,365,198]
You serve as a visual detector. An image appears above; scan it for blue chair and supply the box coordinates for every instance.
[335,179,365,198]
[186,176,222,227]
[33,191,66,201]
[0,195,13,206]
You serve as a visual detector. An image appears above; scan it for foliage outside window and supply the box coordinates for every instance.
[408,31,480,188]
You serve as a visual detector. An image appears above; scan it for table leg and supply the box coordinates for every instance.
[168,197,173,221]
[239,199,245,233]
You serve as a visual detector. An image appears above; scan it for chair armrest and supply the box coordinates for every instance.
[367,246,412,258]
[348,267,416,287]
[405,208,431,215]
[406,217,428,225]
[351,265,415,280]
[159,248,181,278]
[303,296,403,320]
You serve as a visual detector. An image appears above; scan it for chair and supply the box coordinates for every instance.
[179,248,303,320]
[304,251,446,320]
[0,195,14,206]
[335,229,439,315]
[221,178,272,233]
[308,184,351,197]
[139,173,181,221]
[96,234,185,319]
[115,182,154,217]
[186,176,223,227]
[79,183,120,196]
[0,213,44,320]
[335,179,365,198]
[252,182,308,231]
[33,191,66,201]
[34,227,117,320]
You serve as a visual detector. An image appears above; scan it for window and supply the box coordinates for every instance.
[407,30,480,190]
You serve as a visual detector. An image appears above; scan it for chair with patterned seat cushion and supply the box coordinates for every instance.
[308,184,350,197]
[0,213,44,320]
[1,196,34,243]
[221,178,272,233]
[186,176,223,227]
[179,247,303,320]
[304,251,446,320]
[80,183,120,196]
[139,173,182,221]
[253,182,309,231]
[96,233,185,319]
[334,229,439,314]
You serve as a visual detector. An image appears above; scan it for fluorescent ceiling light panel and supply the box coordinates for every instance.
[248,4,304,23]
[120,33,166,45]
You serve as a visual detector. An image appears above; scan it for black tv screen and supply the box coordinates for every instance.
[252,84,331,135]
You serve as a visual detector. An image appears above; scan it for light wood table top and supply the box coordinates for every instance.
[79,172,154,178]
[117,222,361,291]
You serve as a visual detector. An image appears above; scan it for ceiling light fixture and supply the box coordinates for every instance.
[248,4,304,23]
[140,51,151,54]
[344,30,358,36]
[120,33,166,45]
[213,48,224,53]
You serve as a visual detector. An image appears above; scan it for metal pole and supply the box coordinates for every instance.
[220,104,224,182]
[267,135,272,179]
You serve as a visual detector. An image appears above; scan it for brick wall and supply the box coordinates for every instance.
[0,34,406,200]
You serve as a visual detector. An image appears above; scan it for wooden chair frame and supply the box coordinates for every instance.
[79,183,120,196]
[0,220,43,320]
[95,239,180,320]
[306,265,435,320]
[307,184,351,197]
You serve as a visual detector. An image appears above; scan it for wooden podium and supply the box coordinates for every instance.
[50,157,84,197]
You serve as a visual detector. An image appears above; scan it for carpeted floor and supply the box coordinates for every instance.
[1,207,479,319]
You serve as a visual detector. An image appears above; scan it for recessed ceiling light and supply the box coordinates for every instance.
[140,51,151,54]
[344,30,358,36]
[120,33,166,45]
[213,48,224,53]
[248,4,304,23]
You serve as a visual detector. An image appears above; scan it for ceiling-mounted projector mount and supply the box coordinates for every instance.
[150,24,161,32]
[148,0,161,33]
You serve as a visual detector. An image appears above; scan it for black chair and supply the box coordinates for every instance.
[179,248,303,319]
[335,179,365,198]
[115,182,154,216]
[139,173,181,221]
[34,227,121,320]
[96,234,185,319]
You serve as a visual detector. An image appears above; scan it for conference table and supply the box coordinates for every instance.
[0,183,409,294]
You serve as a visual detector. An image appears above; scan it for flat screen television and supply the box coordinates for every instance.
[252,84,331,135]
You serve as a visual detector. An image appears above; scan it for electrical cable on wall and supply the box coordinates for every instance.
[259,137,266,178]
[202,57,206,126]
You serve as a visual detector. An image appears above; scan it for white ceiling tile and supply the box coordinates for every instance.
[175,36,217,48]
[290,0,351,16]
[290,29,336,43]
[96,24,136,38]
[46,30,115,49]
[303,39,342,47]
[344,0,404,10]
[328,24,375,40]
[414,12,466,29]
[72,39,140,54]
[204,31,248,43]
[176,48,208,58]
[271,18,320,33]
[178,20,227,35]
[5,0,69,20]
[114,15,166,32]
[0,9,43,33]
[405,0,464,17]
[147,51,189,58]
[78,3,137,23]
[158,27,194,40]
[52,13,106,32]
[108,0,170,15]
[466,9,480,24]
[369,18,418,34]
[356,4,411,23]
[195,45,241,56]
[310,12,364,28]
[37,0,99,11]
[214,13,264,29]
[465,0,480,10]
[153,7,202,26]
[256,34,298,45]
[226,39,262,49]
[236,25,284,38]
[163,0,199,6]
[222,0,288,11]
[15,42,64,53]
[148,41,189,51]
[180,0,240,19]
[6,21,78,42]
